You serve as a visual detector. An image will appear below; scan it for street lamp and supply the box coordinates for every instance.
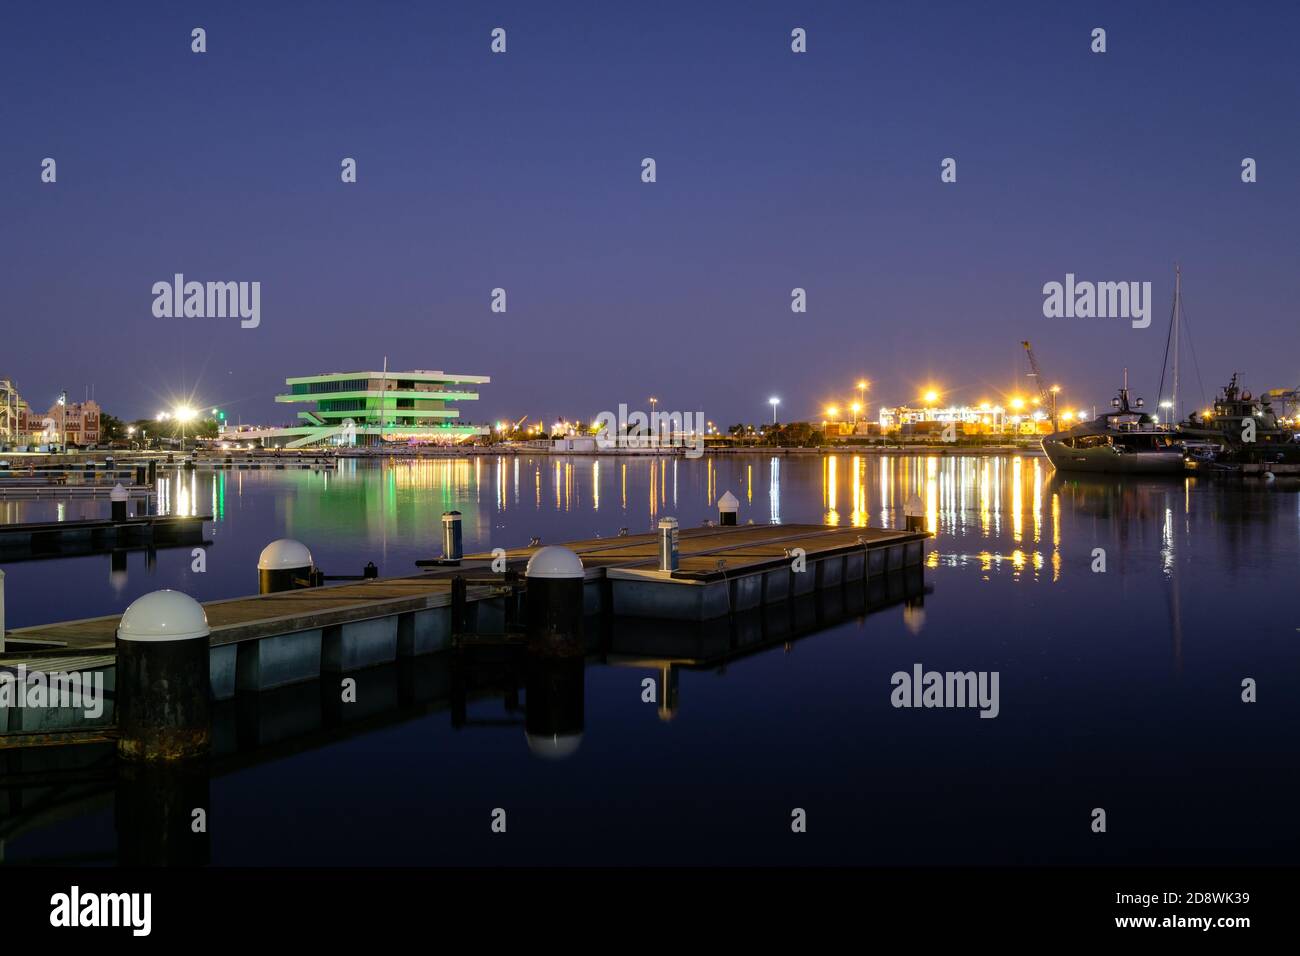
[768,397,780,425]
[174,404,197,447]
[57,392,67,450]
[1050,384,1061,431]
[850,401,862,425]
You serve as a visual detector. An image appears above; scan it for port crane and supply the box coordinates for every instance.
[1020,340,1059,431]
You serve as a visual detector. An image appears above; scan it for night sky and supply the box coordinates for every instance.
[3,1,1297,427]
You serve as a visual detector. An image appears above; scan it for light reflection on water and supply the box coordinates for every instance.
[0,452,1288,611]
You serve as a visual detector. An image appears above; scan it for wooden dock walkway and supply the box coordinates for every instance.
[4,564,502,654]
[471,523,923,580]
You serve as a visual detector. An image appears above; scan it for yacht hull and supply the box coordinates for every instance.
[1042,440,1185,474]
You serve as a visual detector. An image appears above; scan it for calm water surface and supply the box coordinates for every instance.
[3,453,1298,866]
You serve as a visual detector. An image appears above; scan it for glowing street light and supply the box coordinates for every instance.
[923,389,939,405]
[172,404,198,447]
[825,405,839,421]
[768,396,780,425]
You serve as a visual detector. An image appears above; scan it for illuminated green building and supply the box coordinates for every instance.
[252,369,490,448]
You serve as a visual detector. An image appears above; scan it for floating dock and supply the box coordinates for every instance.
[0,515,209,558]
[0,483,155,500]
[1,523,927,720]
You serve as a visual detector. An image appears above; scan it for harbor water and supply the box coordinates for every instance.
[2,453,1297,865]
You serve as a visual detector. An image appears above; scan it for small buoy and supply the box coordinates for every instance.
[1264,471,1276,482]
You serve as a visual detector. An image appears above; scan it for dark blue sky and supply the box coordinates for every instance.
[3,1,1297,426]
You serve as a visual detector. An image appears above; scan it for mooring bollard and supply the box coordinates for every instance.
[905,494,925,532]
[525,546,585,656]
[718,490,739,526]
[658,516,679,571]
[110,483,128,522]
[116,589,211,762]
[257,538,315,594]
[441,510,463,562]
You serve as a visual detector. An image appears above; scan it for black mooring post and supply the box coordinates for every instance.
[504,568,520,630]
[451,574,467,633]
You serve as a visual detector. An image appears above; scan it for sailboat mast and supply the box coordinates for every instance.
[1172,264,1181,425]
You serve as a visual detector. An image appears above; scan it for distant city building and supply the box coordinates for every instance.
[880,403,1015,434]
[31,399,101,446]
[1,379,101,447]
[0,377,28,445]
[242,369,491,448]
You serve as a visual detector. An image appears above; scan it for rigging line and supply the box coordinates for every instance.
[1156,282,1177,407]
[1179,300,1209,411]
